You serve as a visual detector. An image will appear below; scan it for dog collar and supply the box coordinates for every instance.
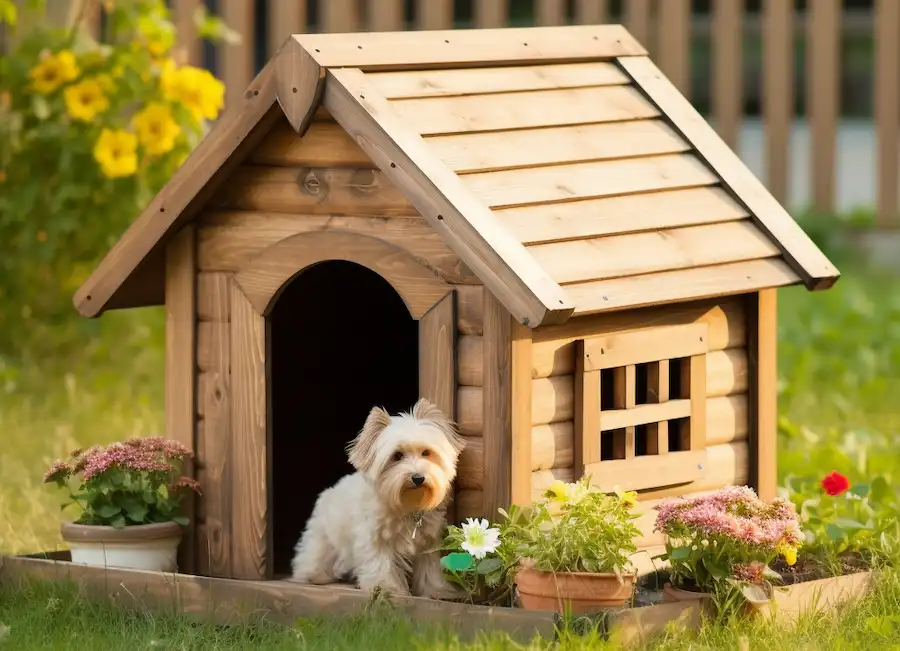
[411,512,425,539]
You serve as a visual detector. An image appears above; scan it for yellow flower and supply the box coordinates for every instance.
[29,50,80,94]
[776,542,798,567]
[620,490,638,506]
[161,63,225,122]
[131,103,181,156]
[63,79,110,122]
[545,480,571,503]
[93,129,138,178]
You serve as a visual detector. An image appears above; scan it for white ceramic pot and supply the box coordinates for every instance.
[61,521,182,572]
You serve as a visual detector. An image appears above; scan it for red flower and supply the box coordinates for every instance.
[821,471,850,496]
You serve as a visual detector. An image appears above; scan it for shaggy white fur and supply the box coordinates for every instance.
[288,398,466,599]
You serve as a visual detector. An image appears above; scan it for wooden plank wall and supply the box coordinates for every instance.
[455,297,750,559]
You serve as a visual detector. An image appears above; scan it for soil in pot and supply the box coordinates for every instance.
[515,567,636,614]
[61,521,182,572]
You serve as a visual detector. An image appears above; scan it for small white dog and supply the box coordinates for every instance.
[288,398,466,600]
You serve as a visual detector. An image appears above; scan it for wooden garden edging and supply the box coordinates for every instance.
[607,571,874,646]
[0,554,559,642]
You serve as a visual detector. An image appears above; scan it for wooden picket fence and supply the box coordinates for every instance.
[5,0,900,227]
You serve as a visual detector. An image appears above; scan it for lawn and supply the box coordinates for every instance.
[1,245,898,649]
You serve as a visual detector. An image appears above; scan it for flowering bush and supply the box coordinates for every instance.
[441,518,518,606]
[0,0,231,358]
[654,486,803,613]
[784,470,900,573]
[43,436,200,528]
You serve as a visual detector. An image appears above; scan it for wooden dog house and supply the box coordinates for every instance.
[74,25,839,581]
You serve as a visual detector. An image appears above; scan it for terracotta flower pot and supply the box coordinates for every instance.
[663,582,712,603]
[61,521,182,572]
[515,566,636,614]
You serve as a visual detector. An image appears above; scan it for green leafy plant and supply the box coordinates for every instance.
[654,485,804,618]
[440,518,518,606]
[0,0,231,360]
[502,477,642,578]
[784,470,900,574]
[43,436,200,528]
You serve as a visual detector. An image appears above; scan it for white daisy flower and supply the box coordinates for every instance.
[460,517,501,559]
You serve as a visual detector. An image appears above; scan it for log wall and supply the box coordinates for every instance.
[454,296,751,549]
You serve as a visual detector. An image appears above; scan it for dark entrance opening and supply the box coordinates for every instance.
[268,260,419,577]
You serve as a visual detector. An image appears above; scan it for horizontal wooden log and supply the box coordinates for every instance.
[457,436,483,489]
[457,387,483,436]
[197,322,229,373]
[584,450,706,493]
[532,298,746,373]
[454,489,484,523]
[459,375,576,435]
[248,119,373,168]
[531,421,574,471]
[197,272,232,323]
[0,555,557,641]
[455,285,483,336]
[197,213,476,285]
[581,323,708,371]
[211,165,419,216]
[636,441,749,501]
[707,394,749,445]
[707,348,749,397]
[457,335,482,386]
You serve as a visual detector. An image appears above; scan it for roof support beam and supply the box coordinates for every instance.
[274,36,325,136]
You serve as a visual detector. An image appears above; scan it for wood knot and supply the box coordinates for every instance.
[349,168,377,195]
[298,169,325,196]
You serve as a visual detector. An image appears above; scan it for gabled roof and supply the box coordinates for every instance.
[75,25,839,327]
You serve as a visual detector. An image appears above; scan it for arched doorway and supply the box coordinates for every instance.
[268,260,420,576]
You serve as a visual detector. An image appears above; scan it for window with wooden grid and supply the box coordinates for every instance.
[573,323,710,493]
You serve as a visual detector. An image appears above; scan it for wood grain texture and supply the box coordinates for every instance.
[455,286,484,335]
[563,258,800,317]
[455,489,486,522]
[749,289,778,501]
[0,556,559,642]
[393,85,659,137]
[233,230,452,317]
[529,221,777,286]
[464,154,717,210]
[806,0,840,213]
[457,436,484,489]
[482,292,513,519]
[531,421,574,470]
[248,119,373,168]
[267,2,306,58]
[196,309,231,578]
[74,52,280,317]
[581,323,709,371]
[293,25,646,70]
[197,272,231,322]
[761,0,793,207]
[574,347,600,477]
[164,225,197,574]
[428,120,688,175]
[495,187,747,246]
[510,322,533,505]
[229,283,268,580]
[197,213,475,285]
[213,165,418,216]
[324,67,573,328]
[618,55,840,291]
[584,451,706,493]
[274,35,324,135]
[458,335,483,386]
[712,0,743,150]
[367,62,628,100]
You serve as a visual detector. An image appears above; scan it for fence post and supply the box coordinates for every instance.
[875,0,900,229]
[762,0,794,208]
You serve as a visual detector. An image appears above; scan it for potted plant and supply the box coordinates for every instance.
[501,477,643,614]
[653,485,803,617]
[440,517,517,606]
[43,436,201,572]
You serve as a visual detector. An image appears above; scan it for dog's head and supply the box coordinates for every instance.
[346,399,465,513]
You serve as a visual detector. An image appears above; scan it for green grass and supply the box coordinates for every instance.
[0,247,898,649]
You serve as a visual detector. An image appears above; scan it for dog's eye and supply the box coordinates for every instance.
[391,451,403,462]
[421,450,431,457]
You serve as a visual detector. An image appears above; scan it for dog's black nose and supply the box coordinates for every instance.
[411,474,425,487]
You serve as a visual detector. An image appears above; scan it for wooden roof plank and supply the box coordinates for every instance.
[463,153,717,209]
[393,85,658,136]
[295,25,646,71]
[527,220,780,285]
[366,62,629,99]
[618,55,840,291]
[323,67,574,327]
[564,259,801,316]
[494,187,749,245]
[427,119,689,174]
[73,60,282,318]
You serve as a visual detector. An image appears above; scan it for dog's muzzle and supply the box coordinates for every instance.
[411,473,425,487]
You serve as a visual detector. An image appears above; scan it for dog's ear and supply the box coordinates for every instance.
[346,406,392,472]
[411,398,466,456]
